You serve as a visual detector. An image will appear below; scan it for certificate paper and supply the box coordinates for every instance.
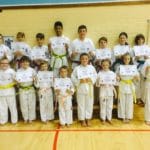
[120,65,137,76]
[114,46,129,56]
[77,67,94,79]
[16,72,33,82]
[31,50,45,60]
[99,72,116,85]
[95,49,111,60]
[54,78,71,89]
[37,71,53,83]
[134,46,150,56]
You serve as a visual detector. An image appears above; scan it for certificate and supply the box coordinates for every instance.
[31,50,45,60]
[54,78,71,89]
[37,71,53,83]
[95,49,111,60]
[114,46,129,56]
[99,72,116,85]
[134,46,150,56]
[16,72,33,82]
[120,65,137,76]
[77,67,94,79]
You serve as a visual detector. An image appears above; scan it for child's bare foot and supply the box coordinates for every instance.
[123,119,130,124]
[66,124,71,128]
[101,120,106,125]
[60,124,65,128]
[24,120,28,124]
[81,120,87,127]
[86,119,91,127]
[107,120,113,125]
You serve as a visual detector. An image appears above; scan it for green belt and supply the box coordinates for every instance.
[20,85,33,90]
[52,51,66,70]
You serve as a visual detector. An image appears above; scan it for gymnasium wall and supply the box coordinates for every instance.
[0,3,150,48]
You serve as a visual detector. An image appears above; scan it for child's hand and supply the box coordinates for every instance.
[133,75,140,81]
[116,76,120,82]
[55,89,60,95]
[71,51,78,58]
[66,89,73,95]
[80,79,87,83]
[89,51,94,57]
[87,78,92,83]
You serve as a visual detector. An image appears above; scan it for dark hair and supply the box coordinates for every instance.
[122,53,133,65]
[0,34,4,41]
[119,32,128,45]
[54,21,63,29]
[119,32,128,38]
[59,65,68,71]
[16,32,25,38]
[0,56,9,63]
[98,36,108,43]
[134,34,145,45]
[36,33,45,39]
[20,56,31,63]
[78,25,87,33]
[101,59,111,66]
[80,53,89,60]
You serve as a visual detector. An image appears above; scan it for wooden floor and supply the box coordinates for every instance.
[0,105,150,150]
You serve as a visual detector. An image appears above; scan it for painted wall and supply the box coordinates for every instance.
[0,3,150,48]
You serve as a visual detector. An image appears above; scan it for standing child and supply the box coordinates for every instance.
[141,59,150,125]
[117,53,139,123]
[71,53,97,127]
[16,56,36,123]
[54,66,74,127]
[94,37,112,72]
[132,34,150,106]
[96,59,117,124]
[11,32,31,69]
[48,21,70,77]
[35,61,54,123]
[31,33,50,71]
[0,57,18,125]
[112,32,132,72]
[70,25,95,69]
[0,34,13,62]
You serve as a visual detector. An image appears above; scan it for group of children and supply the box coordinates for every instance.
[0,21,150,127]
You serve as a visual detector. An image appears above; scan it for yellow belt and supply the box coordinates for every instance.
[77,82,93,98]
[0,82,15,90]
[119,79,136,103]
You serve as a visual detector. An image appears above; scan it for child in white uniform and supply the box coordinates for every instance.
[112,32,132,72]
[35,61,54,123]
[31,33,50,70]
[48,21,70,77]
[96,59,117,124]
[54,66,74,127]
[94,37,112,72]
[0,34,13,61]
[132,34,150,105]
[16,56,36,123]
[71,53,97,127]
[117,53,139,123]
[0,57,18,124]
[141,59,150,125]
[11,32,31,69]
[70,25,95,69]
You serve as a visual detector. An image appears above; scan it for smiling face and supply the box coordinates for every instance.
[78,28,87,40]
[99,40,107,49]
[21,60,30,69]
[40,63,48,71]
[119,34,127,45]
[59,68,68,78]
[137,38,145,45]
[0,59,9,70]
[123,54,131,65]
[55,25,63,37]
[36,38,44,47]
[80,55,89,66]
[101,60,110,71]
